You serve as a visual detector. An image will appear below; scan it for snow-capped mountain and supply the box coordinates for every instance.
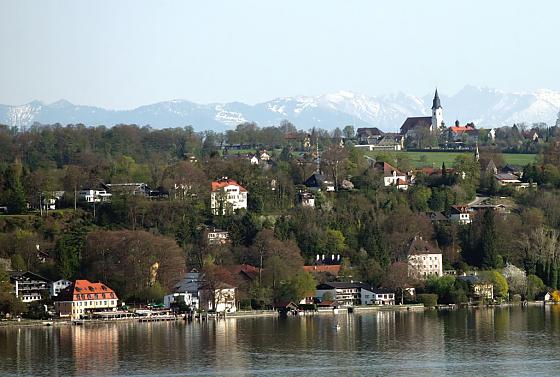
[1,86,559,132]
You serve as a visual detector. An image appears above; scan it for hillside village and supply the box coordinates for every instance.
[2,89,560,320]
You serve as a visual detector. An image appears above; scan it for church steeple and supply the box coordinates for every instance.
[432,88,442,110]
[431,88,443,130]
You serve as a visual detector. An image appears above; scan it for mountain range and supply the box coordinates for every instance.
[1,86,559,132]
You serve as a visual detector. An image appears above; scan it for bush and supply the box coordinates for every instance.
[416,293,438,307]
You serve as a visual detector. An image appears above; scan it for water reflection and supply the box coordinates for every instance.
[2,307,560,376]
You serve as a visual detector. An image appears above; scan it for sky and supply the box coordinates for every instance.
[1,0,559,109]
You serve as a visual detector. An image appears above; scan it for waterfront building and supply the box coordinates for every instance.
[315,282,393,306]
[9,271,51,303]
[54,279,118,320]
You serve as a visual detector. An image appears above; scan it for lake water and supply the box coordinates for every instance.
[1,306,560,376]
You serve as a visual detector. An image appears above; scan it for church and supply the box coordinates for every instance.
[400,89,444,138]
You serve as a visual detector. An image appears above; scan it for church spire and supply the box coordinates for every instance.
[432,88,441,110]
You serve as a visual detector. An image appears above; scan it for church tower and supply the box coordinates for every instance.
[431,89,443,131]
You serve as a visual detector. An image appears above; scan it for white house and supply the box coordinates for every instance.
[210,178,248,215]
[78,189,112,203]
[298,192,315,208]
[163,292,197,309]
[50,279,72,297]
[407,236,443,279]
[315,282,389,306]
[364,289,395,305]
[10,271,51,303]
[199,283,236,313]
[374,161,408,189]
[207,227,230,245]
[449,205,471,224]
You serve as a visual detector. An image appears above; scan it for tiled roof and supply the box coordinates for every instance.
[303,265,341,275]
[211,179,247,192]
[408,236,441,256]
[374,161,404,177]
[56,279,117,302]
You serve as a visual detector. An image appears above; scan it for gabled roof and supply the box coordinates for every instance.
[373,161,405,177]
[316,282,373,291]
[408,236,441,256]
[495,173,520,181]
[450,205,469,214]
[211,179,247,192]
[400,116,432,135]
[9,271,52,283]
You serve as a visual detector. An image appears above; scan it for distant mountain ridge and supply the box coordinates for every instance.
[1,86,559,132]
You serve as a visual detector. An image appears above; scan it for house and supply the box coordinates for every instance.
[41,191,65,211]
[206,227,230,245]
[249,155,260,165]
[9,271,51,303]
[50,279,72,297]
[304,173,335,192]
[449,205,472,224]
[369,288,396,305]
[356,127,384,144]
[259,150,271,162]
[78,189,112,203]
[457,274,494,300]
[494,173,521,186]
[315,282,380,307]
[198,282,236,313]
[448,121,478,144]
[355,134,404,151]
[210,178,248,215]
[407,236,443,279]
[54,279,118,320]
[103,182,149,196]
[373,161,408,189]
[298,191,315,208]
[501,164,523,178]
[168,270,203,310]
[163,292,196,309]
[422,211,449,224]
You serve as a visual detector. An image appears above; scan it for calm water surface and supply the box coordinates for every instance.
[1,306,560,376]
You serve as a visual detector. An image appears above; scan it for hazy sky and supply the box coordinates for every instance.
[1,0,558,109]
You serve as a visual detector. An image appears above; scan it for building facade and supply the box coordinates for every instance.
[10,271,51,303]
[407,236,443,279]
[54,280,118,320]
[210,178,248,215]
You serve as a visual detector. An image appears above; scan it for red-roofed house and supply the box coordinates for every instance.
[210,178,248,215]
[54,280,118,320]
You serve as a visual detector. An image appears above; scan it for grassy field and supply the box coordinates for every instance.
[363,150,537,168]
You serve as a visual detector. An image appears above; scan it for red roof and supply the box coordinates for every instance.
[397,178,408,185]
[58,279,118,302]
[303,265,341,276]
[449,125,476,133]
[211,179,247,192]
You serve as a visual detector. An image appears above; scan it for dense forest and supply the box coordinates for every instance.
[2,117,560,315]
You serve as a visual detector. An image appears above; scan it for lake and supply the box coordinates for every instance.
[1,306,560,376]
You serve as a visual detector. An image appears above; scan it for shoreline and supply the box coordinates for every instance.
[1,302,555,328]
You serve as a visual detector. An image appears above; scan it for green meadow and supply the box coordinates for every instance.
[363,150,537,168]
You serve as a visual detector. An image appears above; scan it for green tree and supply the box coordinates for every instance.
[481,210,500,269]
[526,274,545,300]
[55,225,87,279]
